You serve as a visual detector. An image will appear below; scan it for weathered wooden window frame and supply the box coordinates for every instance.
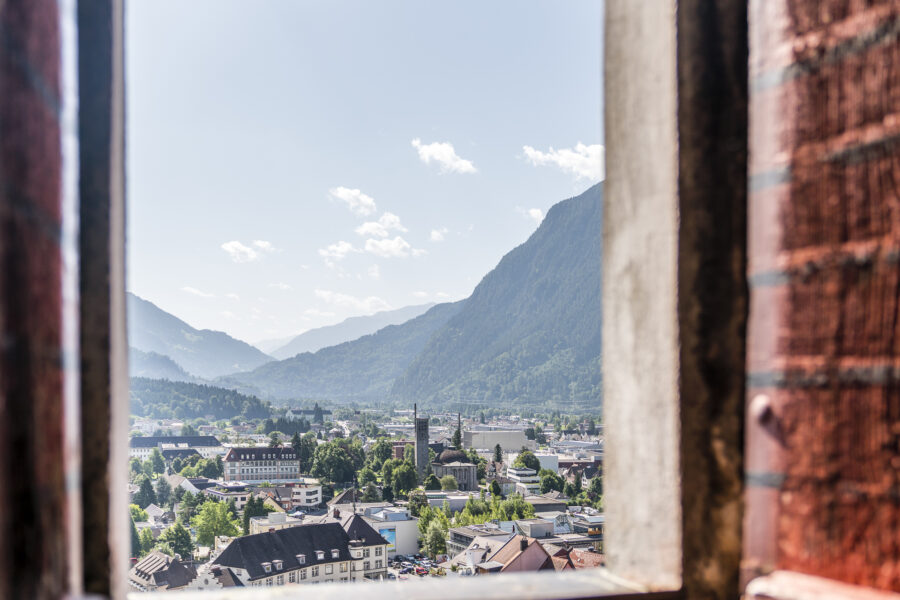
[74,1,753,599]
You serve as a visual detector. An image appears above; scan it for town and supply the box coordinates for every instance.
[126,404,604,591]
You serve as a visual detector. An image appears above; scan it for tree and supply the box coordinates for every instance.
[539,470,564,494]
[268,431,281,447]
[381,458,401,487]
[313,402,324,424]
[360,483,381,503]
[452,427,462,450]
[423,474,441,490]
[493,444,503,463]
[242,496,268,535]
[489,479,502,498]
[149,448,165,475]
[423,519,447,558]
[391,462,418,498]
[133,476,157,508]
[357,466,377,487]
[513,449,540,472]
[310,442,354,484]
[138,527,156,556]
[155,476,172,507]
[588,475,603,497]
[586,418,597,436]
[479,411,486,424]
[130,504,149,523]
[403,443,414,464]
[130,518,141,558]
[180,423,198,436]
[160,523,193,559]
[192,501,239,546]
[524,427,536,441]
[226,498,239,521]
[439,475,458,491]
[171,457,184,474]
[367,439,392,471]
[296,433,317,473]
[381,485,394,502]
[408,490,428,517]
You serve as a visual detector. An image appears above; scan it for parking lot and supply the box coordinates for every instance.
[387,554,446,580]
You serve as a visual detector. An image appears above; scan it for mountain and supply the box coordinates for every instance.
[216,301,465,401]
[253,334,297,355]
[129,347,198,383]
[267,303,436,360]
[391,182,603,411]
[127,293,274,379]
[130,377,271,420]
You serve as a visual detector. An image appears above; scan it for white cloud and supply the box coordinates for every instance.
[412,291,429,299]
[318,240,358,261]
[365,236,412,258]
[412,248,428,257]
[411,138,477,174]
[354,212,408,238]
[314,289,390,313]
[225,292,240,301]
[221,240,259,263]
[219,310,237,319]
[253,240,277,253]
[436,292,451,299]
[516,206,544,224]
[181,286,215,298]
[304,308,336,318]
[522,142,605,182]
[430,227,449,242]
[269,282,292,290]
[329,186,377,216]
[368,265,381,279]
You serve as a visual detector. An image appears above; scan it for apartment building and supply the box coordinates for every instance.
[223,447,301,483]
[129,435,224,460]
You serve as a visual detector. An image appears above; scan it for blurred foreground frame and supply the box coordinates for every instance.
[2,0,900,599]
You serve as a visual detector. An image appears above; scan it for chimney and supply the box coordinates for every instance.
[520,538,528,552]
[333,508,340,519]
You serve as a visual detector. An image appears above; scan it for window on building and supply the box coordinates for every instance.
[311,567,319,578]
[375,547,383,556]
[363,561,370,571]
[325,565,333,575]
[299,569,306,581]
[276,575,283,585]
[315,550,324,560]
[331,549,339,558]
[340,563,348,573]
[288,571,295,583]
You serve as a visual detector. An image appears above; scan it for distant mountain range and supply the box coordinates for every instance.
[210,183,603,411]
[262,303,436,360]
[127,293,274,380]
[216,301,465,401]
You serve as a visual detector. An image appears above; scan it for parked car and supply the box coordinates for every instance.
[415,566,428,576]
[399,567,413,574]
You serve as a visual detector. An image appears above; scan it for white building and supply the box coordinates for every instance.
[463,429,533,452]
[129,435,224,460]
[506,466,541,496]
[223,447,300,483]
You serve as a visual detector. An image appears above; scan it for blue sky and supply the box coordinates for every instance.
[126,0,603,345]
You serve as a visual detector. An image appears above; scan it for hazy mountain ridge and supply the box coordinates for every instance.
[267,303,436,360]
[127,293,274,379]
[129,347,200,383]
[391,182,603,410]
[216,301,466,401]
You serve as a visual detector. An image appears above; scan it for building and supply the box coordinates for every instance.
[251,480,322,511]
[222,447,300,483]
[128,551,197,592]
[129,435,223,460]
[524,495,569,514]
[506,466,540,496]
[413,404,429,481]
[462,429,532,452]
[475,535,566,574]
[355,506,419,558]
[446,524,515,557]
[432,461,478,491]
[202,521,388,589]
[441,535,514,575]
[249,512,304,536]
[203,483,252,510]
[534,453,559,473]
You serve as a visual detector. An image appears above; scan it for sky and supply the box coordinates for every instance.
[126,0,604,346]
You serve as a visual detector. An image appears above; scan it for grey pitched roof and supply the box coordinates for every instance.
[223,447,298,462]
[214,523,353,581]
[129,551,197,590]
[340,513,388,547]
[130,436,222,449]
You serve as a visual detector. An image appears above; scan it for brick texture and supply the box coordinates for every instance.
[748,0,900,591]
[0,1,69,598]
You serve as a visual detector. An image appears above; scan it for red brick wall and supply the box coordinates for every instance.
[748,0,900,591]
